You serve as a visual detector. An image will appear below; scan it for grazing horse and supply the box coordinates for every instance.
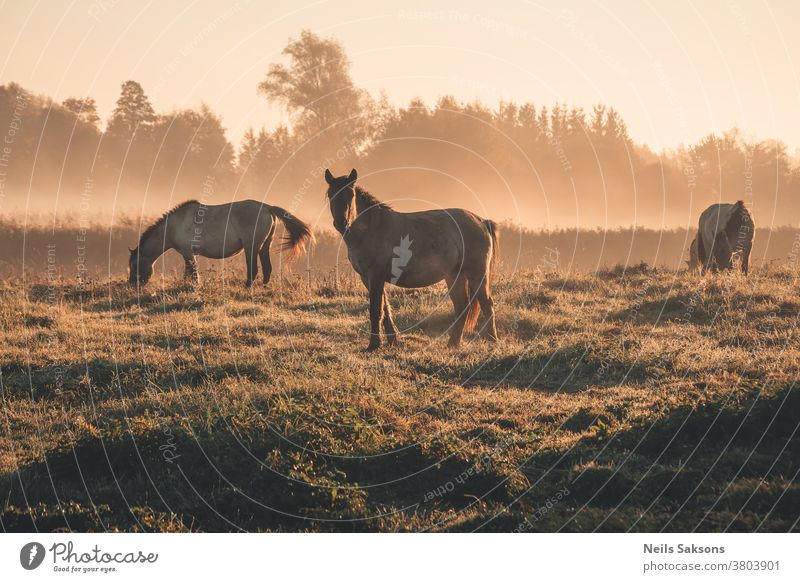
[688,201,754,274]
[129,199,313,287]
[324,169,498,351]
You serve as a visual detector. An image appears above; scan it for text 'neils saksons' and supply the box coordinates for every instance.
[644,544,725,554]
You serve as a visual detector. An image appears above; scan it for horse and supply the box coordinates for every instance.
[688,201,754,275]
[128,199,313,287]
[324,169,499,351]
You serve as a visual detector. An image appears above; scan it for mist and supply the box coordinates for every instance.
[1,30,798,243]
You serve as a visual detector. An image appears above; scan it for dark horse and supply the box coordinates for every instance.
[688,201,754,274]
[129,199,313,287]
[325,169,499,351]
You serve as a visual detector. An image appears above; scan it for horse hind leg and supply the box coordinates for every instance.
[471,274,497,342]
[382,291,399,345]
[447,275,471,348]
[259,234,274,285]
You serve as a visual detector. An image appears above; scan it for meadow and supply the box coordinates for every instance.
[1,260,798,532]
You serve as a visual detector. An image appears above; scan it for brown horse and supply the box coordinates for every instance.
[688,201,754,274]
[325,169,499,351]
[129,199,313,287]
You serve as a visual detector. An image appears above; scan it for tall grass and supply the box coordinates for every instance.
[1,215,798,281]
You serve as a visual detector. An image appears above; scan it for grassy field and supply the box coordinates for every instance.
[1,265,798,532]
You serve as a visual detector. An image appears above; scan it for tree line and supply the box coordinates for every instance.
[1,29,797,228]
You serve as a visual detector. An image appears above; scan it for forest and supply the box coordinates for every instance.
[1,30,797,232]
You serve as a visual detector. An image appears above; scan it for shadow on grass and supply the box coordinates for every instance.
[3,382,796,532]
[0,358,265,402]
[1,426,510,532]
[407,345,649,391]
[479,383,800,532]
[606,294,712,326]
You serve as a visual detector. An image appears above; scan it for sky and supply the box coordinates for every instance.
[0,0,798,153]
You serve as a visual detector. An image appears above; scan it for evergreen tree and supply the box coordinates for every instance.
[106,80,156,141]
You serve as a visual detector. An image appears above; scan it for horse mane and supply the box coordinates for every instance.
[355,186,392,211]
[137,199,199,247]
[727,200,750,228]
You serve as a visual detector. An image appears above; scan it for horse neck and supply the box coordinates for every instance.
[138,220,170,260]
[355,191,390,223]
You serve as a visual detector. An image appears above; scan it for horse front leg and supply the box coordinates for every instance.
[382,290,399,346]
[366,278,385,352]
[183,256,199,283]
[741,243,751,275]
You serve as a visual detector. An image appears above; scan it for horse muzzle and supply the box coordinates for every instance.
[334,220,350,235]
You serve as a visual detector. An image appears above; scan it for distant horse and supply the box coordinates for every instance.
[324,169,498,351]
[129,199,313,287]
[688,200,754,274]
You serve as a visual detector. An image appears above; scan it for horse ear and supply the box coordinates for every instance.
[348,169,358,183]
[324,169,334,185]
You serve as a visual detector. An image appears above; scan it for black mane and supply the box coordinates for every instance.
[136,199,199,248]
[355,186,392,211]
[730,200,750,225]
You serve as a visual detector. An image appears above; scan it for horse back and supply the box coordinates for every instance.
[351,208,493,287]
[170,200,275,258]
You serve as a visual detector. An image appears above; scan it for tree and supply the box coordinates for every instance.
[590,104,607,137]
[62,97,100,127]
[258,30,372,146]
[152,104,235,192]
[238,127,260,172]
[237,125,292,194]
[106,80,156,141]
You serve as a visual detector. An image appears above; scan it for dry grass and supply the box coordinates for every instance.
[1,266,798,532]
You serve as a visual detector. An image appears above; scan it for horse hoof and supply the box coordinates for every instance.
[385,335,399,346]
[365,343,381,353]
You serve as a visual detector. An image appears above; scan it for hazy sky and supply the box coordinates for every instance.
[1,0,798,152]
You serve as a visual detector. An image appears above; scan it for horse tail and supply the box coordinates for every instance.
[270,205,314,261]
[484,219,499,271]
[464,219,498,334]
[463,279,481,334]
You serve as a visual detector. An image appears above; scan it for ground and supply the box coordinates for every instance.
[1,266,798,532]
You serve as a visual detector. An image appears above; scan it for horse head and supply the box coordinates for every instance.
[128,247,153,286]
[687,237,700,271]
[324,168,357,235]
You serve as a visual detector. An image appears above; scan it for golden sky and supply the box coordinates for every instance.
[1,0,798,152]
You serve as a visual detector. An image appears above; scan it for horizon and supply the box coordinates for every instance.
[1,1,799,154]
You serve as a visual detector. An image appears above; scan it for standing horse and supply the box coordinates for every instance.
[129,199,313,287]
[688,201,754,274]
[325,169,498,351]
